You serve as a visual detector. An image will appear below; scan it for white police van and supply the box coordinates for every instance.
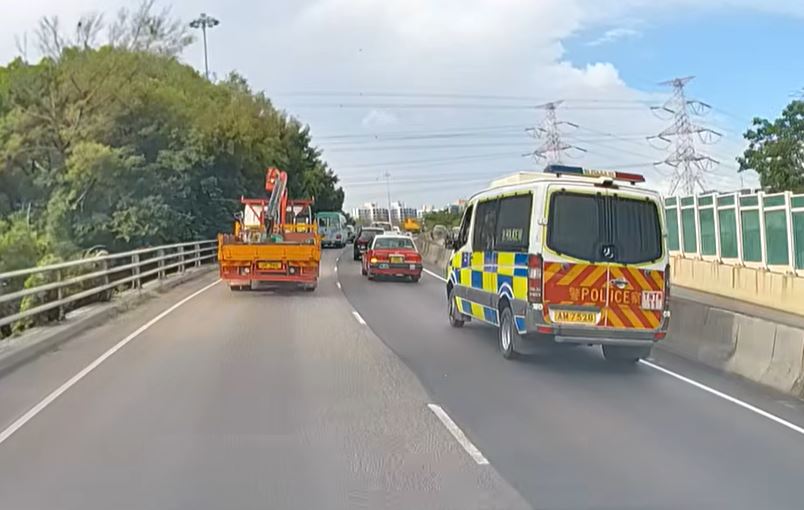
[446,165,671,362]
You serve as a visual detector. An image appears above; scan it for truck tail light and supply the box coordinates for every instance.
[528,254,543,303]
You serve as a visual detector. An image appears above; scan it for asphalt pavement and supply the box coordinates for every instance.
[337,251,804,510]
[3,248,804,509]
[0,252,528,510]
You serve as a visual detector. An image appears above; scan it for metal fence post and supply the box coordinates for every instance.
[56,270,65,321]
[179,245,185,273]
[758,191,768,269]
[713,195,722,261]
[132,253,141,290]
[735,194,744,264]
[785,192,796,274]
[195,243,201,267]
[157,248,166,283]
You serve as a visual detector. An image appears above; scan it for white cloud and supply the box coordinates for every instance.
[587,27,641,46]
[0,0,774,207]
[361,109,398,128]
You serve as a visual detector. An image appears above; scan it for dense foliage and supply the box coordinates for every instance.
[423,210,462,231]
[0,6,343,275]
[739,100,804,193]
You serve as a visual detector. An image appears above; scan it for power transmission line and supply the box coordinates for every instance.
[526,101,586,164]
[648,76,722,195]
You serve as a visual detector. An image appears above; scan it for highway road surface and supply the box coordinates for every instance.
[0,250,803,509]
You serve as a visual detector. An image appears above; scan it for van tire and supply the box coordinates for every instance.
[602,345,650,364]
[498,306,518,359]
[448,287,464,328]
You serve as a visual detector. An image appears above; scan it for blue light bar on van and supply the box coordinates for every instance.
[544,164,645,183]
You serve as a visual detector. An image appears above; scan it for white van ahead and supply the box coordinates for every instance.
[445,165,670,362]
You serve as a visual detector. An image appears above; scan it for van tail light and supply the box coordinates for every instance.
[528,254,543,303]
[663,263,671,309]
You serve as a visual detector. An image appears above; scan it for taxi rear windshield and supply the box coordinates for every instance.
[374,238,415,249]
[547,192,662,264]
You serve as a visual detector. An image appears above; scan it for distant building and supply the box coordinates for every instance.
[446,200,466,215]
[390,201,417,225]
[417,204,436,219]
[353,202,390,224]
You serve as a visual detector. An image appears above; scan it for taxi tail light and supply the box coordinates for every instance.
[527,254,543,303]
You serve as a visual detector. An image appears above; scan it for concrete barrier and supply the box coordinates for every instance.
[417,236,804,398]
[671,256,804,316]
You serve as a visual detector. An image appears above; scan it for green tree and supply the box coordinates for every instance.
[738,100,804,193]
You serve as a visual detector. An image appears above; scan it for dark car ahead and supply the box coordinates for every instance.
[353,227,384,260]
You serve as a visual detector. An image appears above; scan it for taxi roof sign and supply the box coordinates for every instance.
[544,164,645,183]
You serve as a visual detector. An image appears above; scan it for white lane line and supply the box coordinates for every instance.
[352,310,367,326]
[423,268,447,282]
[640,360,804,436]
[334,265,338,273]
[423,265,804,437]
[0,279,222,448]
[428,404,489,465]
[336,281,342,290]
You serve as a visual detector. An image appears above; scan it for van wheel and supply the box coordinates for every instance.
[602,345,650,364]
[448,288,464,328]
[498,307,518,359]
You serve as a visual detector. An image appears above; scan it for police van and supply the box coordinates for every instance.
[446,165,670,362]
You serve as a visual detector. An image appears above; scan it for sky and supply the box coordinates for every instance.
[2,1,803,211]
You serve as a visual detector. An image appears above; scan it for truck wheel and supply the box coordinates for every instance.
[448,288,464,328]
[498,306,518,360]
[602,345,650,364]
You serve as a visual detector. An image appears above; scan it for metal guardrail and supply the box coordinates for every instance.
[0,240,217,330]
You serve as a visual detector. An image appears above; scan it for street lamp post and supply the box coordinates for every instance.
[189,13,220,80]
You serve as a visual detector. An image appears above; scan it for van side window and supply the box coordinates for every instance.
[472,199,499,251]
[494,195,532,252]
[457,204,474,247]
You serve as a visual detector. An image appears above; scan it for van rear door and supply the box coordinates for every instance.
[542,187,665,330]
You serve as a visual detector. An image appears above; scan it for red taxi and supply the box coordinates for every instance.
[361,234,422,282]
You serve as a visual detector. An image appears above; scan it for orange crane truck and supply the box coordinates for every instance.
[217,168,321,291]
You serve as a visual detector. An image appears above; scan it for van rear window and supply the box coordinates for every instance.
[547,192,662,264]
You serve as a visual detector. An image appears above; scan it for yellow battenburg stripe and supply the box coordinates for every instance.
[460,268,472,286]
[452,255,461,268]
[482,271,497,293]
[557,263,588,286]
[471,252,484,269]
[580,265,607,287]
[497,252,515,267]
[470,302,484,320]
[512,277,528,300]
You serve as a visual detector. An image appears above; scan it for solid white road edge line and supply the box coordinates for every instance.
[0,279,222,448]
[423,268,447,282]
[336,281,342,290]
[640,360,804,436]
[352,310,367,326]
[424,265,804,437]
[427,404,489,465]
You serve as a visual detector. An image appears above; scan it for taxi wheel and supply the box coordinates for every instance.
[447,288,464,328]
[498,307,518,359]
